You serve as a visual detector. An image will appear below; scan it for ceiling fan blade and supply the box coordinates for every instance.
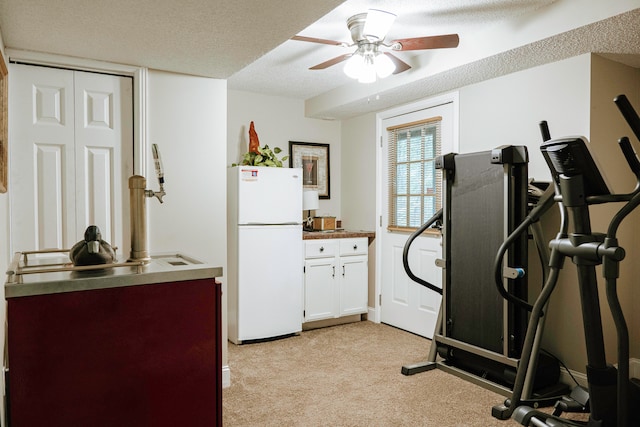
[309,54,352,70]
[292,35,346,47]
[384,53,411,74]
[391,34,459,51]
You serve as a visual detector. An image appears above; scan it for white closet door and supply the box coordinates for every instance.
[74,71,132,252]
[9,64,76,253]
[9,64,133,255]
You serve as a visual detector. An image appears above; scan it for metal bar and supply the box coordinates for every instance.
[13,261,145,276]
[433,334,519,368]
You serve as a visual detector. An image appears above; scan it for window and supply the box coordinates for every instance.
[387,116,442,231]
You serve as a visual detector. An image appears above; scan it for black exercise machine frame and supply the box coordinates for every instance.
[496,94,640,426]
[401,145,562,397]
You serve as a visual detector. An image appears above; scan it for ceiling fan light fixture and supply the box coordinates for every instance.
[344,54,365,79]
[374,53,395,78]
[356,53,376,83]
[362,9,396,41]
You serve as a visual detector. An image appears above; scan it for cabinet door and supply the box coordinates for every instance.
[339,255,368,316]
[304,257,337,322]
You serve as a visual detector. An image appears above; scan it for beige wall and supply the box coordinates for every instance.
[589,54,640,361]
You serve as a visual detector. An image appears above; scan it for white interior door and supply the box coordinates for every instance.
[9,64,133,255]
[380,102,455,338]
[73,70,132,251]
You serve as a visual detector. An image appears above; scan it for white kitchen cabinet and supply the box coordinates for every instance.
[303,237,368,322]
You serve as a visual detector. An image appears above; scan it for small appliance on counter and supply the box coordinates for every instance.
[313,216,336,231]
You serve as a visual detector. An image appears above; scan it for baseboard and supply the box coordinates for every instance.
[559,366,588,388]
[368,306,377,323]
[630,358,640,379]
[302,314,362,330]
[558,358,640,388]
[222,365,231,388]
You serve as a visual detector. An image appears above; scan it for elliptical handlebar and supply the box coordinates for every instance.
[492,184,556,313]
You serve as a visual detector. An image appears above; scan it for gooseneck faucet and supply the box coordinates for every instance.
[147,143,166,203]
[129,143,166,263]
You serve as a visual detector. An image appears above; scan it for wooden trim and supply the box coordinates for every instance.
[0,48,8,193]
[386,116,442,131]
[387,226,440,236]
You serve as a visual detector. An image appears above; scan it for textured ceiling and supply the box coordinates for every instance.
[228,0,559,100]
[0,0,638,120]
[306,8,640,120]
[0,0,343,78]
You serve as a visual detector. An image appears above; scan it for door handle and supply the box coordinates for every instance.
[342,265,345,277]
[332,266,335,277]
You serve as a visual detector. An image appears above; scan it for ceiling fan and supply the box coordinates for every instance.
[292,9,459,83]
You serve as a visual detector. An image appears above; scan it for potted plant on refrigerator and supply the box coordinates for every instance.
[232,121,288,167]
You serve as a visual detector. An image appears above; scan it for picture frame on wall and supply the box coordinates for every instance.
[0,49,7,193]
[289,141,330,199]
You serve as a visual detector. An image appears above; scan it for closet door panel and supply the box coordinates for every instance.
[9,64,133,256]
[9,64,75,252]
[74,71,133,251]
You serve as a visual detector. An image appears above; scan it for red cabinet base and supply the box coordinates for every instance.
[7,278,222,427]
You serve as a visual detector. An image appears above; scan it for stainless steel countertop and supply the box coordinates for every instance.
[5,252,223,298]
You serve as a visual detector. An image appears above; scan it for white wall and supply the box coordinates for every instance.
[457,54,593,372]
[456,53,639,371]
[144,70,229,370]
[341,112,377,307]
[458,54,592,180]
[340,112,377,232]
[227,90,341,218]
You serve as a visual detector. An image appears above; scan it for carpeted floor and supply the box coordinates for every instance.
[223,321,530,426]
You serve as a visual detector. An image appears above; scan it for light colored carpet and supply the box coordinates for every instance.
[223,321,530,426]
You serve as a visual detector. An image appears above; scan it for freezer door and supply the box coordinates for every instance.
[236,167,302,224]
[237,225,303,341]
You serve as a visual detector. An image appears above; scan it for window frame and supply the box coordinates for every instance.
[387,116,442,234]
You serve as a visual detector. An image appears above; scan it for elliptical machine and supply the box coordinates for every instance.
[498,94,640,426]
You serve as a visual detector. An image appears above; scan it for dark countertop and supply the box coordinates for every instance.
[303,230,375,243]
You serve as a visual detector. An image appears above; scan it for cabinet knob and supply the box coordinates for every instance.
[353,244,358,250]
[319,246,324,252]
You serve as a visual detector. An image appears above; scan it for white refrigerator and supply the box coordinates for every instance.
[227,167,303,344]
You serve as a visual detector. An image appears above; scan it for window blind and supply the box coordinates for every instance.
[387,116,442,232]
